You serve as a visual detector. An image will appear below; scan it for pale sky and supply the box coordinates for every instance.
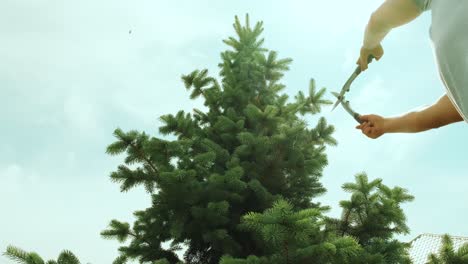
[1,1,467,263]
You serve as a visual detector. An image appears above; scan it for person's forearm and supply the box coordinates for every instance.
[383,95,464,133]
[384,111,430,133]
[363,14,392,49]
[363,0,422,49]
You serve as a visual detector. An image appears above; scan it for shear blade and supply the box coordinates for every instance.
[331,92,342,111]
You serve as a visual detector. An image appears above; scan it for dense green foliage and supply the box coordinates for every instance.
[3,245,80,264]
[427,235,468,264]
[219,173,414,264]
[101,14,338,264]
[99,14,416,264]
[219,198,361,264]
[325,173,414,264]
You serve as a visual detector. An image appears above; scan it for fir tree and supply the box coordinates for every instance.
[325,173,414,264]
[102,14,336,264]
[3,245,81,264]
[427,234,468,264]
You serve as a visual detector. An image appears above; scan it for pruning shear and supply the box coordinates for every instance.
[331,55,375,124]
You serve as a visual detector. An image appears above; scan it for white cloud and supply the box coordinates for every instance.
[62,92,100,136]
[283,0,379,36]
[353,76,396,114]
[342,48,358,72]
[0,164,38,195]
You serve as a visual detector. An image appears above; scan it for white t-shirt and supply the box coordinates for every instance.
[413,0,468,122]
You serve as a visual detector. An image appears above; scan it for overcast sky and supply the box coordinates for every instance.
[1,1,467,263]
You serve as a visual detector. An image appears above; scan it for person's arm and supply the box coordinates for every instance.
[364,0,422,48]
[358,0,423,70]
[356,95,464,138]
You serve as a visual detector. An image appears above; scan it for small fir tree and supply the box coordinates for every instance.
[102,14,336,264]
[219,199,361,264]
[3,245,81,264]
[427,234,468,264]
[222,173,415,264]
[325,172,414,264]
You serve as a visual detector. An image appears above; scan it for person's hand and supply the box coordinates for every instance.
[355,114,386,139]
[357,44,384,71]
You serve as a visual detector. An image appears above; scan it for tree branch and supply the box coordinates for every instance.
[124,138,159,176]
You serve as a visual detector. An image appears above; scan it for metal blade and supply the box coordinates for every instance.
[331,67,360,111]
[331,92,362,123]
[331,92,341,101]
[330,55,373,122]
[331,92,343,111]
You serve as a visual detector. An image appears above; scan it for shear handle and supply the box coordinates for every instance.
[354,54,375,75]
